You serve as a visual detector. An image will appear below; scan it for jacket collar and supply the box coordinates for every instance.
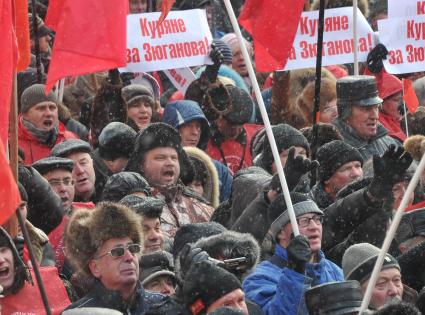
[333,118,389,144]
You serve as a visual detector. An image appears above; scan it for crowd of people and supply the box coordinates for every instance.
[3,0,425,314]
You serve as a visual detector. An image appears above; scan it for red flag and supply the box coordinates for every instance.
[16,0,30,71]
[44,0,64,31]
[158,0,175,25]
[45,0,129,93]
[0,139,21,225]
[403,79,419,113]
[0,0,18,145]
[239,0,304,72]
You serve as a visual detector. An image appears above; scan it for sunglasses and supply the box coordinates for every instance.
[94,243,141,260]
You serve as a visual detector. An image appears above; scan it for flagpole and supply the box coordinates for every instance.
[359,152,425,313]
[58,78,65,104]
[222,0,300,236]
[402,79,410,137]
[353,0,359,75]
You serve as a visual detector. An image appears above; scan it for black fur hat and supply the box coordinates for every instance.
[98,122,137,160]
[65,202,143,277]
[120,195,164,219]
[101,172,151,202]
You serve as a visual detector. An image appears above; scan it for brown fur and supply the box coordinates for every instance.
[311,0,369,17]
[404,135,425,161]
[65,202,143,277]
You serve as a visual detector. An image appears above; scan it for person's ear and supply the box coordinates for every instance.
[89,259,101,278]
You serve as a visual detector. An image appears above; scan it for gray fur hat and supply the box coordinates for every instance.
[342,243,400,284]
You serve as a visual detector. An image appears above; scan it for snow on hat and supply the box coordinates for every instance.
[20,84,57,113]
[32,156,74,175]
[183,261,242,315]
[223,85,253,125]
[342,243,400,284]
[119,195,164,219]
[139,251,176,286]
[316,140,363,182]
[50,139,92,158]
[98,122,137,160]
[102,172,151,202]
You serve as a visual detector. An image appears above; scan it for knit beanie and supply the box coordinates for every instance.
[261,124,310,173]
[183,261,242,315]
[20,84,57,113]
[342,243,400,284]
[268,193,323,240]
[316,140,364,182]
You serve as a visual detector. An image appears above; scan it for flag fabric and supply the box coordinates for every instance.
[16,0,30,71]
[158,0,175,25]
[403,79,419,113]
[0,0,18,146]
[0,139,21,225]
[44,0,64,31]
[45,0,128,93]
[238,0,304,72]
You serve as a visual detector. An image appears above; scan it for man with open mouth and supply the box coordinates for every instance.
[18,84,78,165]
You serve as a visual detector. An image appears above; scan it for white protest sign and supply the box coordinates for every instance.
[283,7,375,71]
[121,9,213,73]
[379,15,425,74]
[163,68,196,94]
[388,0,425,18]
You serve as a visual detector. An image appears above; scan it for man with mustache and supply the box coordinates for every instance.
[332,76,398,162]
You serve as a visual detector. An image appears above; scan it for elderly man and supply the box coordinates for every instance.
[342,243,404,310]
[19,84,77,164]
[332,75,398,161]
[126,123,214,238]
[65,202,163,312]
[51,139,97,203]
[243,193,343,315]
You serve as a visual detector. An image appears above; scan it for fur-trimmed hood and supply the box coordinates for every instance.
[194,230,261,281]
[65,202,143,278]
[183,146,220,208]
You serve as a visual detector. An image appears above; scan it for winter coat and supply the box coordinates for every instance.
[19,166,63,235]
[92,149,113,200]
[153,184,215,238]
[65,118,89,141]
[379,111,406,142]
[332,118,399,162]
[18,115,78,165]
[243,245,343,315]
[398,241,425,292]
[212,159,233,203]
[207,124,262,175]
[65,280,164,314]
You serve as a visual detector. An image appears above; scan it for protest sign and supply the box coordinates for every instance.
[121,9,213,73]
[388,0,425,18]
[379,15,425,74]
[163,68,196,94]
[283,7,375,71]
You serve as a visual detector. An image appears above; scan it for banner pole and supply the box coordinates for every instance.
[353,0,359,75]
[358,152,425,313]
[402,79,410,138]
[222,0,300,236]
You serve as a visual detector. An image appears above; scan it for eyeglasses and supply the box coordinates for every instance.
[48,178,75,187]
[297,215,323,228]
[94,243,141,260]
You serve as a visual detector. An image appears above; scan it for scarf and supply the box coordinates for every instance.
[23,118,59,147]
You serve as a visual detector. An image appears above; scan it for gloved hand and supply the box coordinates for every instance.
[13,236,25,261]
[366,43,388,74]
[287,235,311,274]
[179,243,210,280]
[205,43,224,83]
[269,147,319,192]
[368,145,413,200]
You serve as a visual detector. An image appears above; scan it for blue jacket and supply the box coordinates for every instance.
[243,245,343,315]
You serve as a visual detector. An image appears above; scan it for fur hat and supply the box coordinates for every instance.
[20,84,57,113]
[183,146,220,208]
[194,230,260,281]
[98,122,137,160]
[342,243,400,284]
[373,302,421,315]
[402,107,425,136]
[268,193,323,239]
[316,140,363,182]
[102,172,151,202]
[119,195,164,219]
[311,0,369,18]
[395,208,425,245]
[183,261,242,315]
[261,124,310,173]
[65,202,143,277]
[139,251,176,286]
[404,135,425,161]
[121,84,154,107]
[223,85,253,125]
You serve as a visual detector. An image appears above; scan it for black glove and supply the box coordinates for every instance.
[270,147,319,192]
[366,43,388,74]
[204,43,224,83]
[120,72,136,86]
[287,235,311,274]
[13,236,25,261]
[368,145,413,199]
[108,69,122,85]
[179,244,210,280]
